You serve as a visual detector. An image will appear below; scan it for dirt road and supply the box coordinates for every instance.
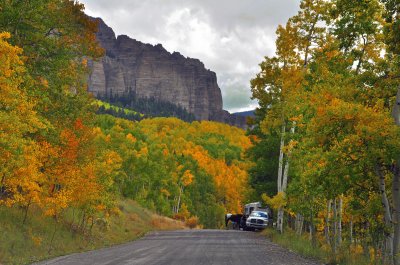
[35,229,320,265]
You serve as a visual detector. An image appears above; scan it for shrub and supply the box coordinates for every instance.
[186,216,199,229]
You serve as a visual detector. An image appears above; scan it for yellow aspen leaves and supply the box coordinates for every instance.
[126,133,137,143]
[262,192,287,210]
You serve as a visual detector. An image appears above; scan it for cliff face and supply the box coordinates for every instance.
[88,18,246,128]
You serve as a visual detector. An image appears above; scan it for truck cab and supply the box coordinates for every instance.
[240,202,272,231]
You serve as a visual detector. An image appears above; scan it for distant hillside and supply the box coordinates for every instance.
[88,17,247,129]
[233,110,255,117]
[94,115,251,227]
[95,96,196,122]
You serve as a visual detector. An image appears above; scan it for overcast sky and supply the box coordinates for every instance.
[81,0,300,112]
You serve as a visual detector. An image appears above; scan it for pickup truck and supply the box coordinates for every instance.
[226,202,272,231]
[245,210,269,230]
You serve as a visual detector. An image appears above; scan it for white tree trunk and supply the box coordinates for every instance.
[392,88,400,265]
[282,160,290,192]
[350,218,353,245]
[277,207,284,233]
[277,123,286,193]
[276,123,286,233]
[392,163,400,265]
[338,197,343,246]
[296,213,304,235]
[392,88,400,125]
[282,124,296,192]
[172,197,176,213]
[176,185,183,213]
[276,122,296,233]
[376,163,394,260]
[325,200,331,245]
[333,198,337,255]
[299,214,304,235]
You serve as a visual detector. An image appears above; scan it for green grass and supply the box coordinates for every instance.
[263,228,327,262]
[0,200,185,265]
[93,100,144,117]
[262,228,371,265]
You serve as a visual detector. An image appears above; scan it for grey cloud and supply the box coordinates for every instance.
[82,0,300,111]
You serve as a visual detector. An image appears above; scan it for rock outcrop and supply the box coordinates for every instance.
[88,18,247,128]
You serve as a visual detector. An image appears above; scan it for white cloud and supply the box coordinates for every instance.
[81,0,300,112]
[163,8,217,59]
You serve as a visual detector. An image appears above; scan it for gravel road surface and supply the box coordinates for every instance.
[35,229,320,265]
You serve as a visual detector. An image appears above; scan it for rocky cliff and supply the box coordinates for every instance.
[88,18,247,128]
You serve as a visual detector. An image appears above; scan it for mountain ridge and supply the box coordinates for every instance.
[88,17,247,129]
[233,110,255,117]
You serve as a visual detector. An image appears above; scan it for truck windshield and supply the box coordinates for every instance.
[251,212,268,218]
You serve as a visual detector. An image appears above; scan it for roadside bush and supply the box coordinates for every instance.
[186,216,199,229]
